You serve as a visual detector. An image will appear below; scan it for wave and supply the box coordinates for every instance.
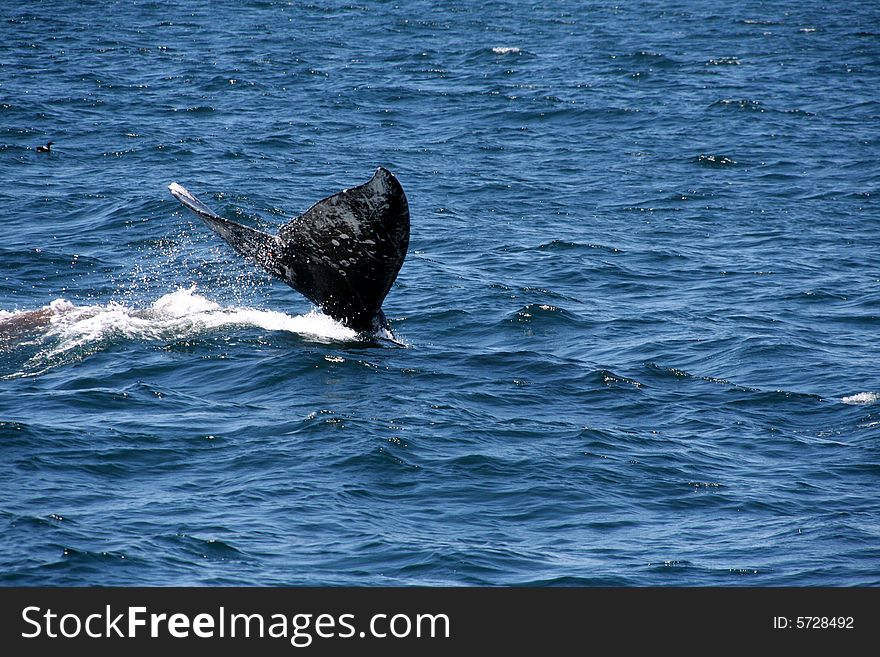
[840,392,879,405]
[693,153,737,168]
[0,287,358,377]
[705,56,741,66]
[534,239,624,254]
[507,303,580,325]
[491,46,521,55]
[710,98,766,112]
[610,50,681,68]
[709,98,817,117]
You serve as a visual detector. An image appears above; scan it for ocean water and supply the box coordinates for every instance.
[1,0,878,586]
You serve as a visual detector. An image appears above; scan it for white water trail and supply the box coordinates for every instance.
[51,286,356,347]
[1,286,358,377]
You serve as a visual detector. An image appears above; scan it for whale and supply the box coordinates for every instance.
[168,167,409,335]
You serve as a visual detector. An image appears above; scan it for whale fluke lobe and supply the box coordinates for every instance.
[168,168,409,335]
[167,182,282,279]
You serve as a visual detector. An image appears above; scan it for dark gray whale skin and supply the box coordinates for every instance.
[169,167,409,334]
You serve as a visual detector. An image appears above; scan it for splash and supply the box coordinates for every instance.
[1,287,359,377]
[54,286,357,345]
[840,392,879,405]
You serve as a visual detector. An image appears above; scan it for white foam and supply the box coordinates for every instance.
[492,46,521,55]
[840,392,880,405]
[37,286,358,356]
[151,286,222,316]
[48,298,75,313]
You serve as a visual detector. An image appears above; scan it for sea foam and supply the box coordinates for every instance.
[840,392,880,405]
[22,287,358,360]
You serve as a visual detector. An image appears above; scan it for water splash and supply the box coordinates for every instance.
[61,286,355,343]
[840,392,879,405]
[492,46,521,55]
[1,287,358,378]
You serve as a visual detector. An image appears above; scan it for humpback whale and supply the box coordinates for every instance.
[168,167,409,335]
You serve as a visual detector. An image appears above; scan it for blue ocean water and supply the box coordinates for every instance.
[1,0,878,586]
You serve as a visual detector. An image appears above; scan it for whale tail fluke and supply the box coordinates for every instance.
[168,168,409,334]
[168,183,283,279]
